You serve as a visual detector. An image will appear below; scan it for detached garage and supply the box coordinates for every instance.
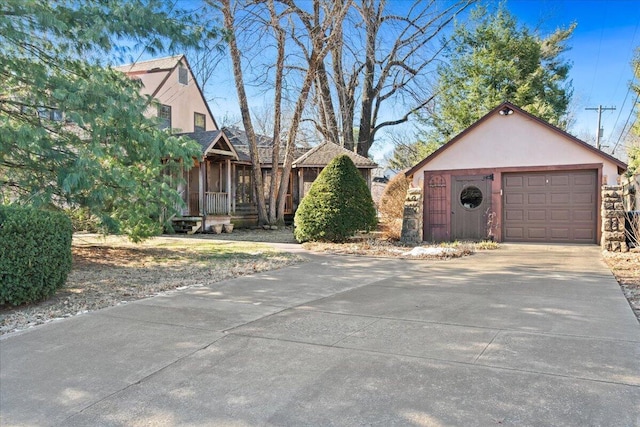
[406,102,627,244]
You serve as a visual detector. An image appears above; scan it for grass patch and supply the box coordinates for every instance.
[1,234,303,334]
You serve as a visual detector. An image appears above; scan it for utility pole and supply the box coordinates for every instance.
[585,105,616,150]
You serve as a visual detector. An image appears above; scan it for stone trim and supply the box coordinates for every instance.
[401,188,423,245]
[601,185,628,252]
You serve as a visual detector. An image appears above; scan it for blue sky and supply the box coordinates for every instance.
[137,0,640,163]
[505,0,639,156]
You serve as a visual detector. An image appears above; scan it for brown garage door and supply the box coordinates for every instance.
[503,170,597,243]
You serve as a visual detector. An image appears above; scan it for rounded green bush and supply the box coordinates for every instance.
[0,206,73,306]
[294,154,377,242]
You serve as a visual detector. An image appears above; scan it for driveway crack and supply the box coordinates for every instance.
[473,329,502,364]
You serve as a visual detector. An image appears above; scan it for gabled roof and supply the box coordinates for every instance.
[114,54,220,131]
[223,126,273,147]
[405,101,627,177]
[223,127,309,165]
[113,55,184,74]
[177,130,238,160]
[231,145,309,165]
[222,128,377,169]
[293,141,377,168]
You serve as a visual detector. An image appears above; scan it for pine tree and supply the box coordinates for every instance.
[0,0,218,241]
[425,4,574,144]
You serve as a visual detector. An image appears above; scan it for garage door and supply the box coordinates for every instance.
[503,170,597,243]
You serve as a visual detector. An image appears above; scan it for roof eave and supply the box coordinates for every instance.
[405,101,628,177]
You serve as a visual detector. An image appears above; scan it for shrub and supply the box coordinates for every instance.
[294,155,377,243]
[0,206,73,306]
[378,172,410,240]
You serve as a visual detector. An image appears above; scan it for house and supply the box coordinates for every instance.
[115,55,240,232]
[116,55,377,231]
[223,127,377,227]
[405,102,627,244]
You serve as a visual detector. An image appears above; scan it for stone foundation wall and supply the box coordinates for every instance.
[601,185,628,252]
[400,188,423,245]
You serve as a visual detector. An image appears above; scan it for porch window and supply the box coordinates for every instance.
[236,165,254,204]
[158,104,171,130]
[194,113,206,132]
[178,66,188,85]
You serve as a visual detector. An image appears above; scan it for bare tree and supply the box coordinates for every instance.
[266,0,285,223]
[273,0,352,222]
[218,0,351,225]
[220,0,268,224]
[313,0,475,157]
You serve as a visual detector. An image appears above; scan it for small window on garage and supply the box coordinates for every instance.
[460,186,483,209]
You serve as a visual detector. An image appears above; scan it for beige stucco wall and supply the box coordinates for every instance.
[410,111,622,187]
[135,72,166,97]
[137,66,216,133]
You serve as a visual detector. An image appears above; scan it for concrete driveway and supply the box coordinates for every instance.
[1,244,639,426]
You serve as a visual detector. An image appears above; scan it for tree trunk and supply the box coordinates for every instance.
[356,0,378,158]
[315,61,340,144]
[220,0,268,224]
[276,50,318,223]
[267,0,285,225]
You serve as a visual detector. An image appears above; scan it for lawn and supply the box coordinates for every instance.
[0,234,303,335]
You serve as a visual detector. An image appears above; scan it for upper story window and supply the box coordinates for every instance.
[178,66,188,85]
[158,104,171,130]
[194,113,206,132]
[37,107,63,121]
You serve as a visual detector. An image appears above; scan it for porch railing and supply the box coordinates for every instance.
[205,192,229,215]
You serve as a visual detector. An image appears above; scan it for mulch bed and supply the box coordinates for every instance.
[603,250,640,321]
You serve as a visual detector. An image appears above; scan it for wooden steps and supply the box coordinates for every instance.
[171,217,202,234]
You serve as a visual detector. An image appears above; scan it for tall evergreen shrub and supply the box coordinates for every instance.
[0,206,73,306]
[294,155,377,242]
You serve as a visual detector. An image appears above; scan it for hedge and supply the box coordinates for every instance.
[0,206,73,306]
[294,154,377,242]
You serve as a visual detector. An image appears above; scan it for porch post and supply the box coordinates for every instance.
[231,164,236,214]
[226,159,232,215]
[199,160,205,215]
[298,168,303,201]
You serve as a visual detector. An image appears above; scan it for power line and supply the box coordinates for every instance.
[608,58,640,143]
[611,91,639,154]
[607,16,640,139]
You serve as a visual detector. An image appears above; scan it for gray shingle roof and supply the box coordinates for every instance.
[222,128,377,169]
[178,130,223,154]
[293,142,377,168]
[232,145,309,165]
[223,126,273,148]
[113,55,184,73]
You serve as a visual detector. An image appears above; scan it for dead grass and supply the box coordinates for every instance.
[603,250,640,321]
[302,236,499,259]
[0,234,303,335]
